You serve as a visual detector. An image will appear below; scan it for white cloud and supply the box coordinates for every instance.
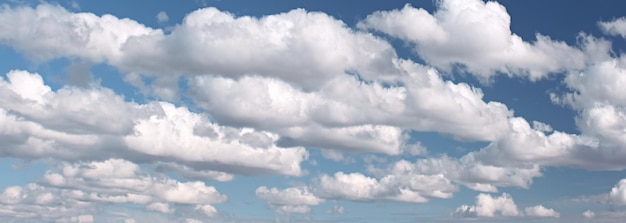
[471,117,600,169]
[256,186,324,214]
[524,205,560,218]
[0,4,518,149]
[313,168,457,203]
[156,11,169,23]
[190,60,513,153]
[559,54,626,109]
[320,149,347,162]
[583,210,595,218]
[455,193,559,218]
[0,70,308,176]
[326,205,345,214]
[358,1,585,81]
[532,121,553,133]
[195,204,218,217]
[0,186,23,205]
[599,17,626,39]
[152,162,234,182]
[56,215,94,223]
[185,219,203,223]
[0,4,397,92]
[0,4,158,63]
[454,193,521,217]
[0,159,227,221]
[545,36,626,170]
[610,179,626,205]
[146,202,174,214]
[385,155,542,193]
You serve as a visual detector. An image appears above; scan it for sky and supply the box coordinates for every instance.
[1,0,626,222]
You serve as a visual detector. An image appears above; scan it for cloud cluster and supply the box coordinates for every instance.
[599,17,626,39]
[0,70,308,177]
[2,0,626,221]
[359,1,584,80]
[454,193,559,218]
[256,186,324,214]
[0,159,226,221]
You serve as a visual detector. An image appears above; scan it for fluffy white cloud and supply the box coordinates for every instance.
[374,155,542,193]
[0,4,397,92]
[545,37,626,170]
[0,3,520,155]
[610,179,626,205]
[0,159,226,221]
[524,205,560,218]
[190,59,513,154]
[146,202,175,214]
[0,70,308,176]
[359,1,584,80]
[559,54,626,109]
[256,186,324,214]
[599,17,626,39]
[43,159,228,205]
[583,210,595,218]
[454,193,521,217]
[471,117,602,169]
[455,193,559,218]
[0,4,158,63]
[313,169,457,203]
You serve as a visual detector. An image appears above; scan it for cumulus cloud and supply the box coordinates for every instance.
[599,17,626,39]
[471,117,603,169]
[0,3,520,154]
[0,4,158,63]
[454,193,521,217]
[359,1,585,80]
[256,186,324,214]
[0,3,397,92]
[524,205,560,218]
[610,179,626,205]
[0,159,226,221]
[545,36,626,170]
[313,169,457,203]
[583,210,595,218]
[454,193,559,218]
[190,60,514,154]
[369,152,544,193]
[0,70,308,176]
[253,151,543,207]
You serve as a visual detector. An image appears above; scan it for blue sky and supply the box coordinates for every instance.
[1,0,626,222]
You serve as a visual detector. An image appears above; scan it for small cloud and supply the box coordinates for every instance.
[70,1,80,10]
[156,11,169,23]
[321,149,344,162]
[582,210,595,218]
[402,141,427,156]
[524,205,560,218]
[326,205,345,214]
[532,121,553,133]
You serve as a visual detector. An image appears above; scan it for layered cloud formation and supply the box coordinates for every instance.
[0,0,626,222]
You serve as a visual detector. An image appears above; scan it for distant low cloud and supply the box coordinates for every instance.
[583,210,596,218]
[454,193,559,218]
